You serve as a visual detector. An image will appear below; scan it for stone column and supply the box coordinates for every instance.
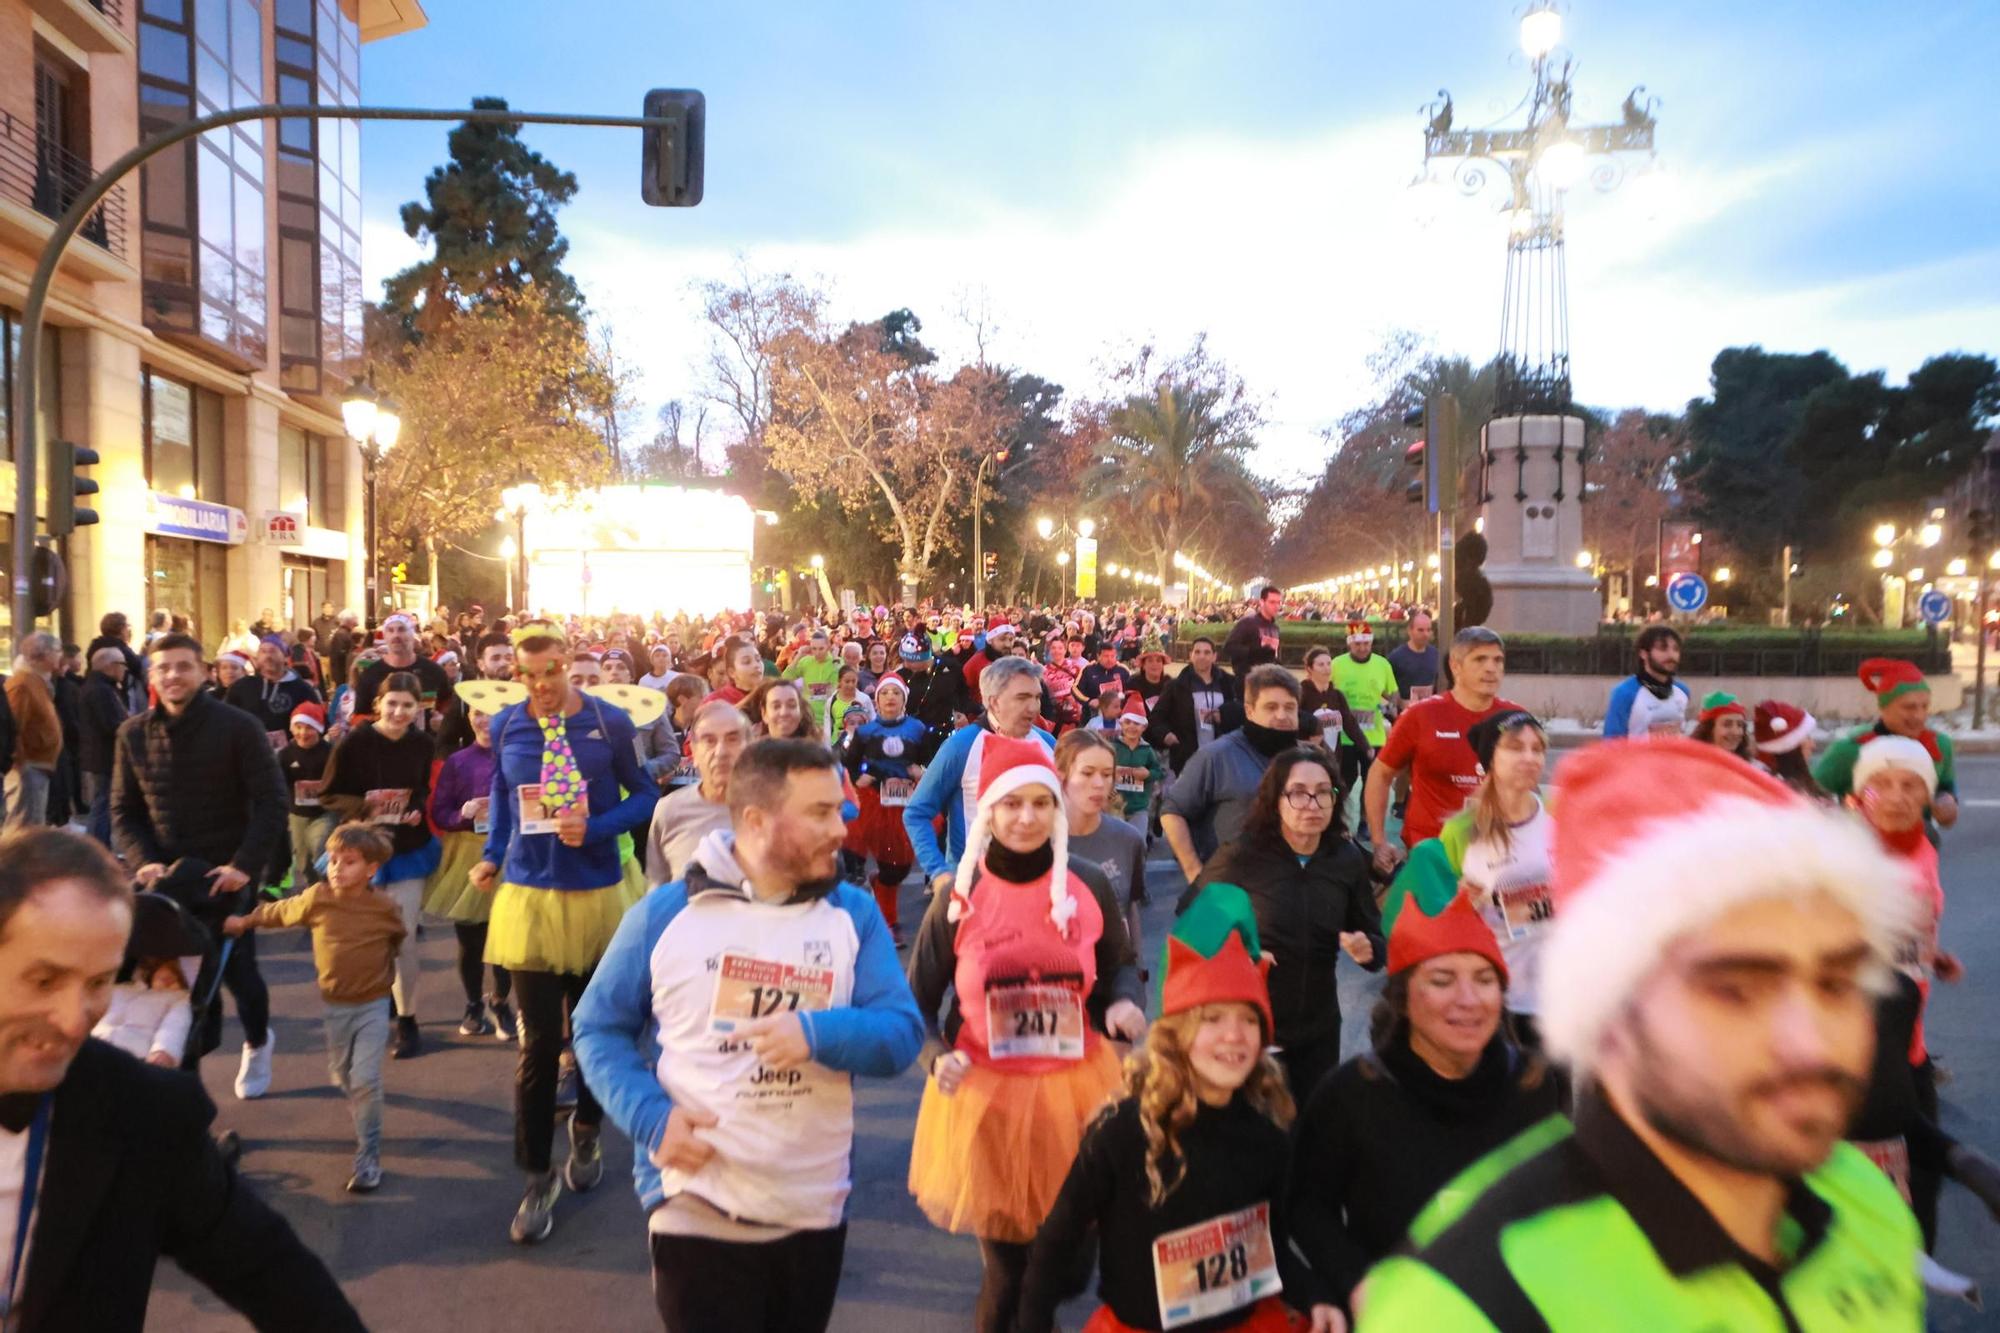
[1478,414,1600,635]
[225,392,283,626]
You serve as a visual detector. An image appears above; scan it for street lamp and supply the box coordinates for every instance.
[1948,558,1968,577]
[1573,550,1593,569]
[343,373,401,622]
[1919,523,1943,548]
[1519,4,1562,59]
[1077,517,1096,539]
[498,480,540,614]
[1874,524,1898,548]
[1035,516,1055,541]
[1871,549,1894,570]
[499,535,518,609]
[810,553,825,569]
[1716,567,1732,583]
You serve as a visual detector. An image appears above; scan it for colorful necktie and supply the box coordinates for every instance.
[538,713,582,811]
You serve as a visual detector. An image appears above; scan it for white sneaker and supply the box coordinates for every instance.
[235,1029,275,1100]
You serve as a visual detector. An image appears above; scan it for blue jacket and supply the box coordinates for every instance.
[573,831,923,1219]
[481,696,659,890]
[902,721,1056,881]
[1601,673,1690,740]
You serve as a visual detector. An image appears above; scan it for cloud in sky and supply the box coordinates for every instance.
[359,2,2000,487]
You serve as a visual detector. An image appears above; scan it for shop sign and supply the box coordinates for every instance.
[264,511,304,545]
[147,492,247,546]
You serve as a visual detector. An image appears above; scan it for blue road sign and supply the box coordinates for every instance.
[1918,589,1951,625]
[1665,571,1709,614]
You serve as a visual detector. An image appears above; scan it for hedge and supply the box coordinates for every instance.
[1170,621,1951,678]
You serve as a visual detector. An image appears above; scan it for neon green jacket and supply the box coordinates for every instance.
[1357,1098,1924,1331]
[781,654,843,728]
[1331,652,1399,747]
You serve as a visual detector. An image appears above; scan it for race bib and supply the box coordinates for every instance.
[1490,882,1553,940]
[292,779,323,809]
[1854,1137,1912,1204]
[985,982,1084,1061]
[1151,1202,1282,1329]
[516,783,561,835]
[1114,766,1148,794]
[474,816,490,835]
[1354,707,1380,731]
[364,788,410,825]
[880,777,915,807]
[1410,685,1435,702]
[805,681,833,702]
[709,951,835,1034]
[267,729,288,752]
[667,757,700,789]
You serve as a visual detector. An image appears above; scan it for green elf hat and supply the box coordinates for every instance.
[1859,657,1929,708]
[1158,883,1273,1034]
[1697,691,1746,725]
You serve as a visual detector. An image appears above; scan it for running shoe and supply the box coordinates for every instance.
[555,1052,579,1112]
[346,1156,382,1194]
[509,1170,562,1245]
[234,1029,275,1100]
[564,1119,604,1193]
[392,1015,421,1059]
[488,996,518,1042]
[459,1002,492,1037]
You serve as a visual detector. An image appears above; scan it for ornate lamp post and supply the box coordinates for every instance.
[498,480,542,615]
[341,374,400,624]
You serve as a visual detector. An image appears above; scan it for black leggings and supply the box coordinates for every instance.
[651,1224,846,1332]
[218,927,270,1049]
[451,922,511,1007]
[977,1238,1033,1333]
[512,968,600,1173]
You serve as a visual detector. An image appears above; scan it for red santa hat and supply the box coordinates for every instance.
[1540,737,1917,1075]
[872,672,908,699]
[216,651,250,671]
[289,702,327,733]
[1752,700,1815,755]
[1118,698,1150,725]
[950,734,1072,932]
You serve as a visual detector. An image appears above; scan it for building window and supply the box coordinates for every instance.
[272,0,361,397]
[138,0,269,366]
[142,368,225,501]
[0,308,61,468]
[277,423,328,523]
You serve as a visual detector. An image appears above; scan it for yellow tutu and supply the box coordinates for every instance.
[907,1039,1122,1243]
[423,830,495,923]
[484,855,648,975]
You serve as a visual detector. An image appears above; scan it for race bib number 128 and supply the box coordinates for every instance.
[1151,1202,1281,1329]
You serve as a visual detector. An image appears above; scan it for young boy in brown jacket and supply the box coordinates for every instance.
[225,821,406,1192]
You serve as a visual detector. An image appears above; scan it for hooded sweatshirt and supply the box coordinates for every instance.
[572,829,923,1235]
[224,671,324,743]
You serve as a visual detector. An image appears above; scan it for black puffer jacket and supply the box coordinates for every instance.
[1182,833,1385,1055]
[110,690,286,878]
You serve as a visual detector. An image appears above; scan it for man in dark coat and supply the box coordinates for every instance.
[0,827,362,1332]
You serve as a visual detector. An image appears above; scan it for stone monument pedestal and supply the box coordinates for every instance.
[1479,414,1601,636]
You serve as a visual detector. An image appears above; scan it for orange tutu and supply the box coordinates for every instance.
[908,1039,1123,1243]
[1082,1296,1300,1332]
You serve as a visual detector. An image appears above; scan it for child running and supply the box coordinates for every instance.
[1017,883,1335,1332]
[226,822,407,1193]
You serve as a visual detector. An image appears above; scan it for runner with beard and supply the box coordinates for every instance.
[1223,587,1284,679]
[574,740,922,1332]
[1600,625,1689,740]
[1357,740,1925,1330]
[1161,666,1301,886]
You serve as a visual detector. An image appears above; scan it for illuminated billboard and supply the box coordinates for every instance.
[522,484,754,616]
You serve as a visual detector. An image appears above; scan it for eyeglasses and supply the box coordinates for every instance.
[1283,788,1333,809]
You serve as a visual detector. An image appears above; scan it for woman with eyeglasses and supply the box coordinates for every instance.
[1178,745,1384,1101]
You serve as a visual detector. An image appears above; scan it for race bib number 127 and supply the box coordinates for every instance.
[709,952,835,1034]
[1151,1202,1281,1329]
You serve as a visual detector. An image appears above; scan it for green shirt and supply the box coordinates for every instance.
[781,654,843,728]
[1358,1097,1924,1332]
[1331,652,1399,746]
[1811,723,1956,799]
[1109,737,1165,816]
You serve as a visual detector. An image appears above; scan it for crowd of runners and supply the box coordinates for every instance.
[0,587,1992,1331]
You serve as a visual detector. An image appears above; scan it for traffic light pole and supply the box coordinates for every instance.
[1433,393,1462,656]
[8,102,673,643]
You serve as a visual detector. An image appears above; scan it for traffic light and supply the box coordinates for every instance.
[982,551,998,580]
[391,561,408,585]
[1405,439,1427,505]
[48,440,100,535]
[641,89,705,207]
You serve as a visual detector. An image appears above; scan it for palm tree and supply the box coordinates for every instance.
[1086,375,1265,586]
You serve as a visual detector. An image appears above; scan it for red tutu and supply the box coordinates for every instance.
[847,784,916,865]
[1082,1296,1301,1332]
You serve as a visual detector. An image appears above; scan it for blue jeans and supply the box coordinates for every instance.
[83,770,112,846]
[324,998,390,1163]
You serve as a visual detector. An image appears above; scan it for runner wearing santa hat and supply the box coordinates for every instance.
[1359,738,1926,1330]
[1812,658,1957,828]
[839,673,937,944]
[1753,699,1825,800]
[1017,883,1337,1333]
[906,734,1147,1333]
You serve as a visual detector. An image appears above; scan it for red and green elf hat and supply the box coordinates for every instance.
[1859,657,1929,708]
[1158,883,1273,1035]
[1698,691,1747,724]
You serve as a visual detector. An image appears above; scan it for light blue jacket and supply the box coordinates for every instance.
[900,721,1056,881]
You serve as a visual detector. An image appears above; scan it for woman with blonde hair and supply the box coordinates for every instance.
[1017,884,1338,1332]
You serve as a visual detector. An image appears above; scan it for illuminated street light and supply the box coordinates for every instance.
[1078,518,1096,539]
[1426,552,1440,569]
[1908,568,1925,583]
[1644,574,1659,588]
[1919,523,1943,548]
[1573,550,1593,569]
[809,553,825,569]
[1520,4,1562,59]
[1056,551,1071,567]
[1536,138,1587,190]
[1716,567,1732,583]
[1948,558,1968,577]
[1035,516,1054,540]
[1871,549,1894,569]
[1874,523,1898,547]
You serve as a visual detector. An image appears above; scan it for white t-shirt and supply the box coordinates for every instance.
[1458,799,1555,1014]
[0,1118,39,1319]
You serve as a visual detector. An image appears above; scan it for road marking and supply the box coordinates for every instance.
[1959,799,2000,807]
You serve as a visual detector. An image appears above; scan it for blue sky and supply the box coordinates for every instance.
[357,1,2000,482]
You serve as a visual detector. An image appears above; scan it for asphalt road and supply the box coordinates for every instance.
[148,762,2000,1330]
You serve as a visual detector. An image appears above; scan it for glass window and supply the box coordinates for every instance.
[195,385,225,499]
[196,140,231,241]
[279,423,306,514]
[146,371,195,496]
[144,0,188,18]
[233,169,263,274]
[306,431,327,519]
[139,28,189,82]
[230,0,261,80]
